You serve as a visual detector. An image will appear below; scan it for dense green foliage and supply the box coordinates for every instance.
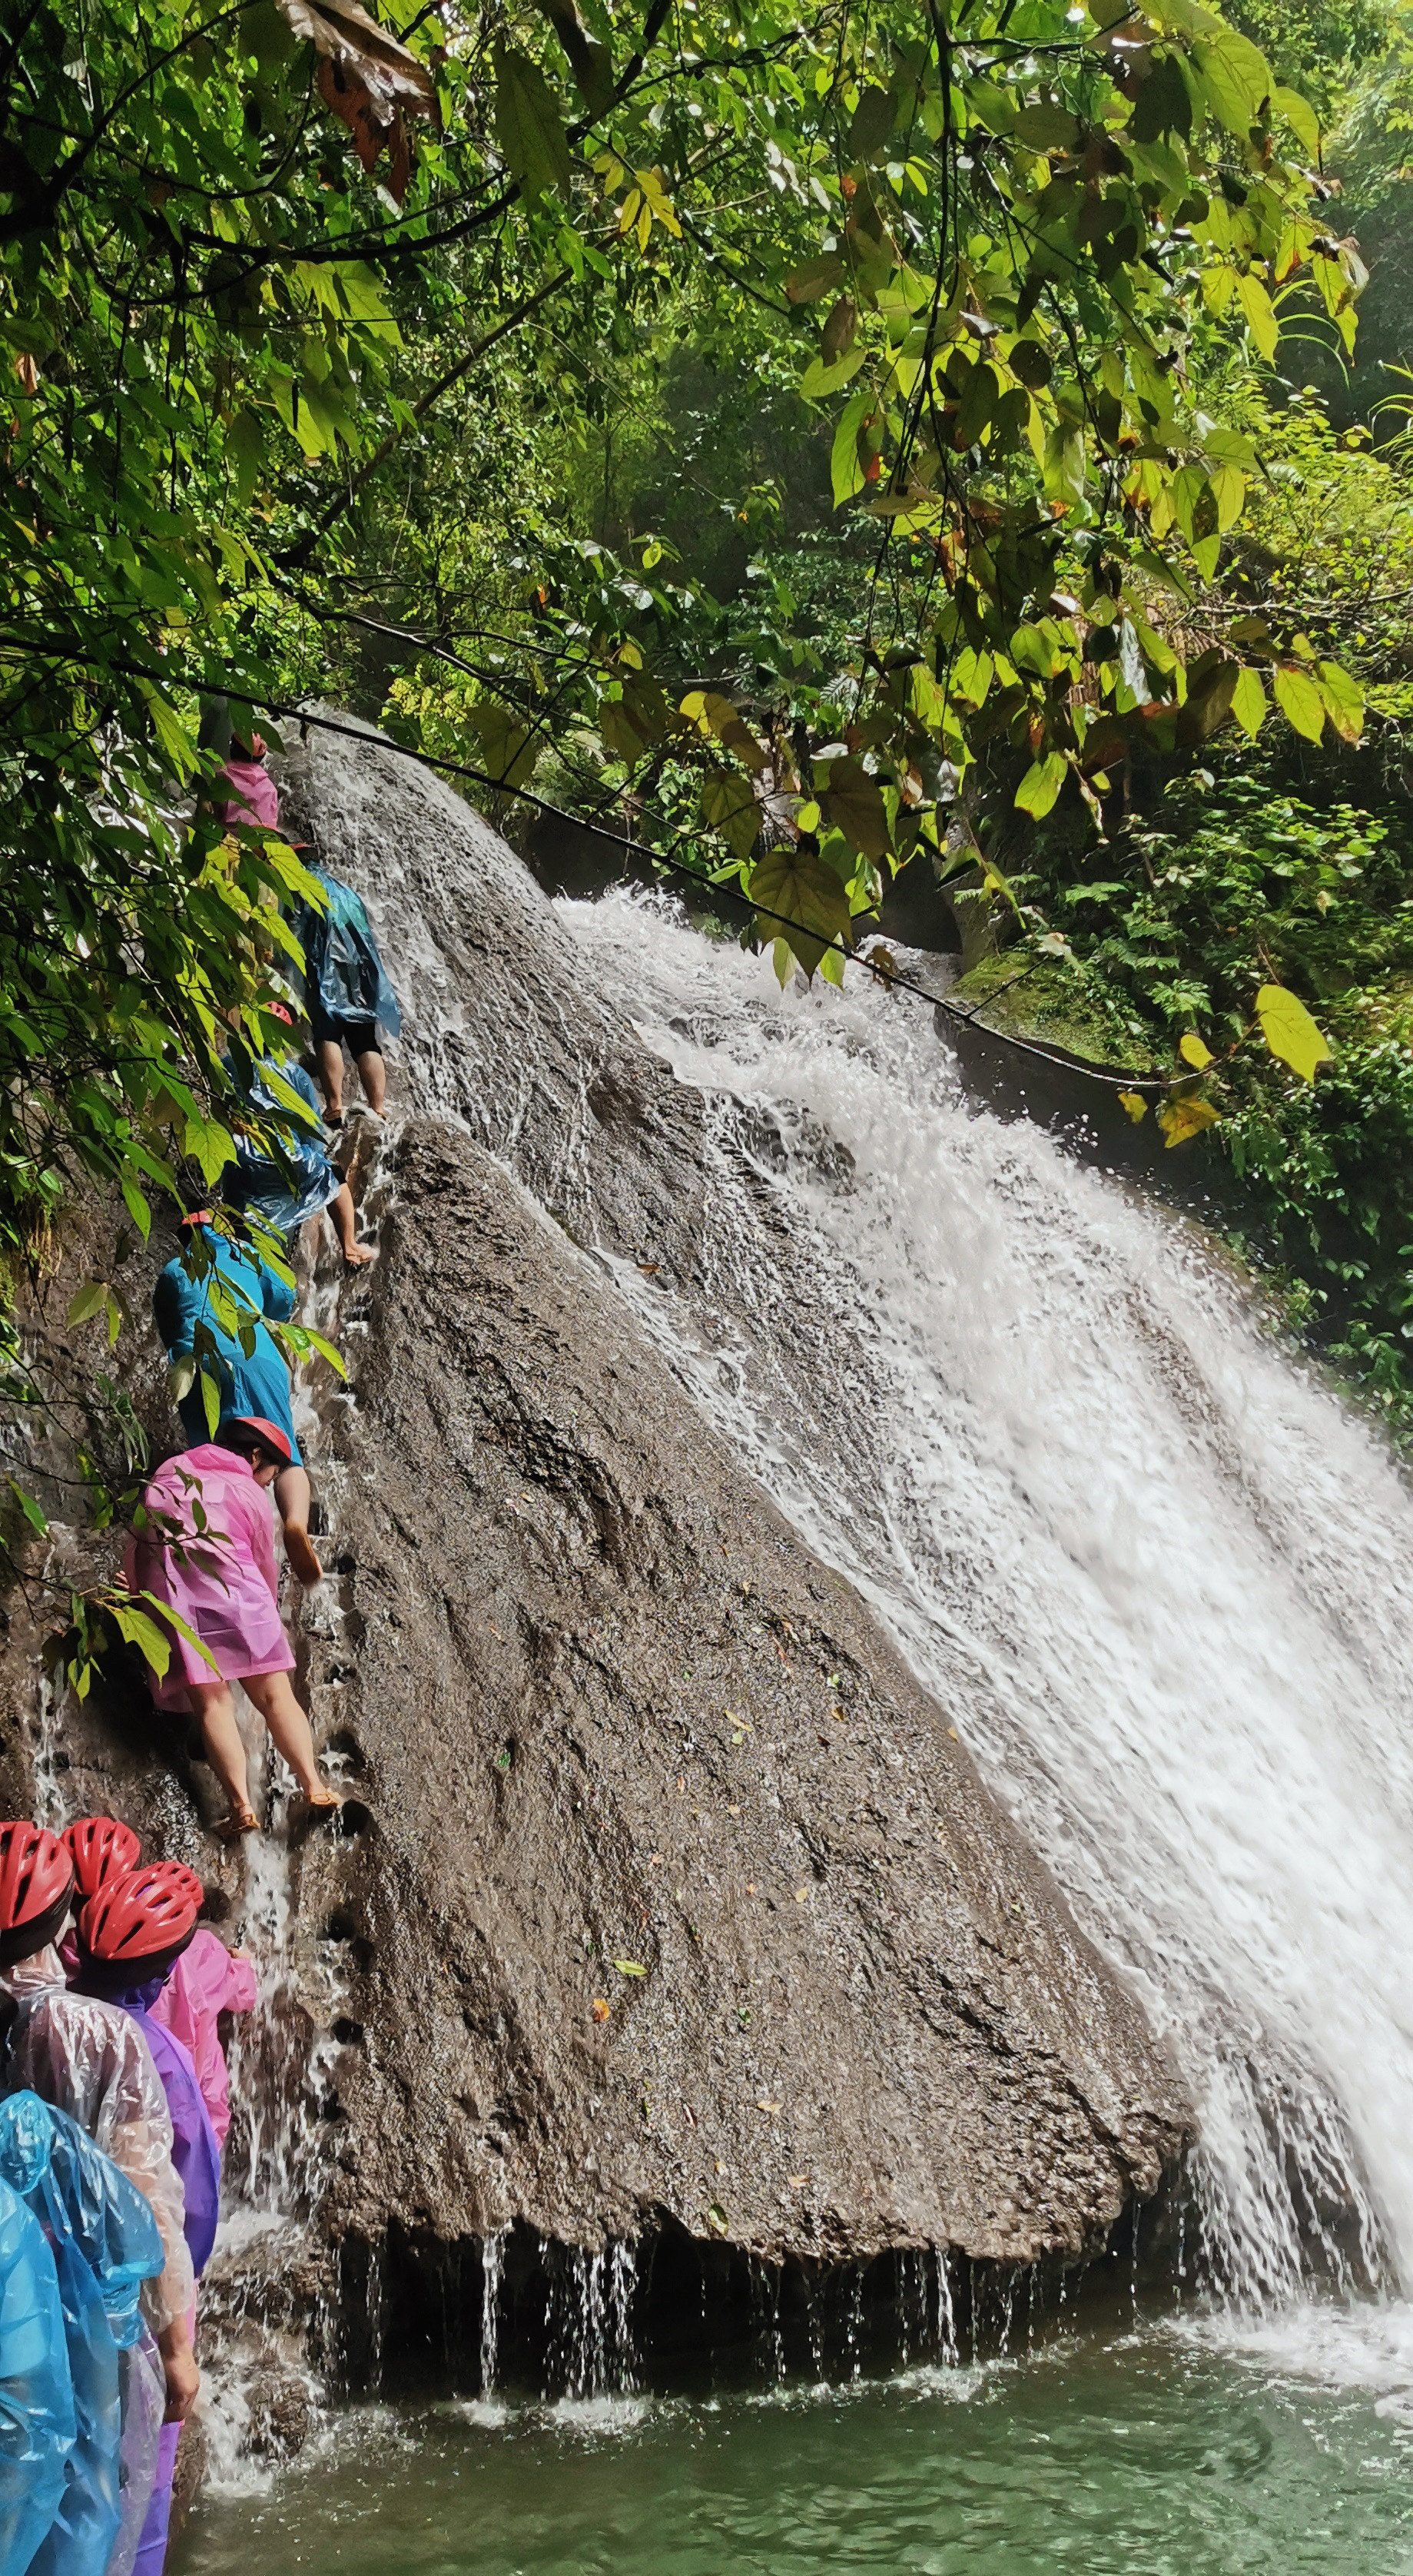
[3,0,1413,1633]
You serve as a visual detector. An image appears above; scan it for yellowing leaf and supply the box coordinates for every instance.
[1236,270,1279,363]
[1272,662,1325,743]
[1158,1096,1222,1147]
[1255,984,1333,1083]
[1315,659,1364,745]
[1014,751,1067,818]
[1179,1032,1214,1070]
[1272,83,1320,159]
[1231,666,1267,739]
[612,1957,647,1977]
[1118,1091,1148,1123]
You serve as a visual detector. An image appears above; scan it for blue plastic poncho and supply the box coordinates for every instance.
[293,865,401,1044]
[224,1050,341,1240]
[0,2173,73,2576]
[0,2090,164,2576]
[152,1223,303,1466]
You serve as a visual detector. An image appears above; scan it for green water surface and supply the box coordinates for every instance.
[173,2328,1413,2576]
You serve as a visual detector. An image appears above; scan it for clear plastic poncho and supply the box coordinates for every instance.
[0,2172,73,2575]
[0,2090,164,2576]
[0,1954,195,2335]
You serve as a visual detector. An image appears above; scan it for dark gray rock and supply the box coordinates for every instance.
[0,710,1190,2338]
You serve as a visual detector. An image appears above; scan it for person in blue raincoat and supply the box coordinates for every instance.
[288,840,401,1126]
[0,2090,165,2576]
[0,2169,74,2576]
[224,1006,373,1270]
[151,1214,323,1588]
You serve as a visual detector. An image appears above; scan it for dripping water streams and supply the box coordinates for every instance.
[552,887,1413,2372]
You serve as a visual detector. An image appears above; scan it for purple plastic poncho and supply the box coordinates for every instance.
[68,1975,222,2281]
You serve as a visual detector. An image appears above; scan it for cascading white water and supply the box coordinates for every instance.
[558,886,1413,2343]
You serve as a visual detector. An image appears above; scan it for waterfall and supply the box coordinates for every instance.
[558,886,1413,2325]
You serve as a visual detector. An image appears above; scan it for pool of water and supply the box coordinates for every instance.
[173,2316,1413,2575]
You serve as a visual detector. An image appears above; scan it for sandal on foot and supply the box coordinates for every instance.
[302,1788,344,1821]
[215,1804,259,1843]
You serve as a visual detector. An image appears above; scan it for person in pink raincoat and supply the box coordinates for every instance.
[216,729,280,834]
[124,1417,340,1841]
[150,1930,256,2149]
[61,1819,257,2149]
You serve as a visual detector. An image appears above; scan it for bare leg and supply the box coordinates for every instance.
[187,1681,253,1822]
[317,1037,346,1120]
[353,1047,386,1116]
[274,1462,323,1587]
[329,1181,374,1269]
[242,1668,337,1803]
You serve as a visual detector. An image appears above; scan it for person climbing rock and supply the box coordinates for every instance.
[71,1865,223,2576]
[153,1210,323,1588]
[0,2089,165,2576]
[0,2163,74,2573]
[151,1920,256,2152]
[225,1005,373,1270]
[215,726,280,835]
[284,799,401,1124]
[61,1813,141,1906]
[123,1419,343,1840]
[0,1827,199,2444]
[70,1866,221,2279]
[61,1817,259,2148]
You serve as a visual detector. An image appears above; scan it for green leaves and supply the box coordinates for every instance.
[750,848,854,981]
[471,699,540,787]
[1272,663,1326,742]
[701,769,759,865]
[494,42,572,200]
[1015,752,1068,819]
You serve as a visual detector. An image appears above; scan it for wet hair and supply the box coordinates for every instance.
[219,1419,287,1472]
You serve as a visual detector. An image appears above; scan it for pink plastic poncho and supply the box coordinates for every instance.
[0,1953,194,2335]
[123,1443,294,1713]
[150,1931,257,2147]
[218,754,279,833]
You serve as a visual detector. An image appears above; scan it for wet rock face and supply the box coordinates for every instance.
[0,710,1189,2315]
[306,1120,1187,2266]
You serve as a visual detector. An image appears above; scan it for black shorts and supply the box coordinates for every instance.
[311,1012,379,1057]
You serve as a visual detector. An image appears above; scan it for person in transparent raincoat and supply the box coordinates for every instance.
[0,2169,74,2574]
[0,1830,198,2446]
[0,2090,164,2576]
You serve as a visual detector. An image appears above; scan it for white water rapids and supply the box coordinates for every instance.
[559,886,1413,2380]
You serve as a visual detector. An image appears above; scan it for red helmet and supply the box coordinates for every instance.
[157,1861,205,1914]
[77,1861,201,1988]
[217,1413,294,1468]
[61,1815,141,1903]
[0,1824,75,1967]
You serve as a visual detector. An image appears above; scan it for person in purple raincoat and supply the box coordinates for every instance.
[71,1863,221,2576]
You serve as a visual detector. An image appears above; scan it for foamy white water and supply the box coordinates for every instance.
[559,888,1413,2342]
